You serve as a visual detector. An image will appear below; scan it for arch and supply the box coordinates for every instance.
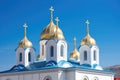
[84,51,87,61]
[43,76,52,80]
[19,53,22,62]
[93,50,96,61]
[93,77,99,80]
[60,45,64,57]
[82,76,89,80]
[50,46,54,57]
[28,52,31,62]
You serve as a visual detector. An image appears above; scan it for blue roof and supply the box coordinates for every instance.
[0,60,113,74]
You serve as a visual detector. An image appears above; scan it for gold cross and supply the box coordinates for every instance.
[49,6,54,22]
[86,20,90,27]
[49,6,54,12]
[85,20,90,34]
[55,17,59,26]
[74,37,76,49]
[23,23,27,37]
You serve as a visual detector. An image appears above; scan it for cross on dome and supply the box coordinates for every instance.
[55,17,59,26]
[23,23,28,37]
[85,20,90,34]
[49,6,54,22]
[74,37,77,49]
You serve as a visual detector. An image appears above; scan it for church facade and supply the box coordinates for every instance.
[0,6,114,80]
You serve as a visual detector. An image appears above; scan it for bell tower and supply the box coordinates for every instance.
[16,23,35,67]
[38,6,67,63]
[79,20,99,67]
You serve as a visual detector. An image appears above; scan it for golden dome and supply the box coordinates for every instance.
[81,34,96,46]
[18,23,32,48]
[70,49,79,59]
[19,36,32,48]
[70,37,79,59]
[81,20,96,46]
[40,6,64,40]
[40,21,64,40]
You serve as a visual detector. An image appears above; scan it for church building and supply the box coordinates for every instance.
[0,6,114,80]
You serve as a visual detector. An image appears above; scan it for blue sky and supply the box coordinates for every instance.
[0,0,120,71]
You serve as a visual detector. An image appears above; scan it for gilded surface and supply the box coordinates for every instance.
[18,23,32,48]
[70,37,79,59]
[81,20,96,46]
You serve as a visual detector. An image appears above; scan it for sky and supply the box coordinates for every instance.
[0,0,120,71]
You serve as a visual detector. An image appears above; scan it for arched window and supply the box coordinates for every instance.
[94,50,96,61]
[50,46,54,57]
[6,79,11,80]
[43,76,52,80]
[28,52,31,62]
[84,51,87,61]
[42,45,44,56]
[60,45,64,57]
[19,53,22,62]
[93,77,99,80]
[82,76,89,80]
[83,78,87,80]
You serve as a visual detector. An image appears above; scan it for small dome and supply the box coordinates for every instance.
[70,49,79,59]
[81,34,96,46]
[70,37,79,59]
[18,23,32,48]
[19,36,32,48]
[81,20,96,46]
[40,21,64,40]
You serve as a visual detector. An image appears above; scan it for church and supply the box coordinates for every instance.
[0,6,114,80]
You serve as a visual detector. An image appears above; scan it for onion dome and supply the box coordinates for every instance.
[81,20,96,46]
[18,23,32,48]
[70,37,79,59]
[40,6,64,40]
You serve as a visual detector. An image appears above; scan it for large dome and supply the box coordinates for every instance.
[40,21,64,40]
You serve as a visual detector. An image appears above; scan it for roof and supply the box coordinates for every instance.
[0,60,114,74]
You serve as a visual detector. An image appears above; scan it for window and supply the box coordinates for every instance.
[60,45,64,57]
[42,45,44,56]
[82,76,89,80]
[19,53,22,62]
[50,46,54,57]
[84,51,87,61]
[28,52,31,62]
[43,76,52,80]
[46,78,49,80]
[93,77,99,80]
[6,79,11,80]
[94,50,96,61]
[83,78,87,80]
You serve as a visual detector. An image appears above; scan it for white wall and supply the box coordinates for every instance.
[0,68,114,80]
[76,70,114,80]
